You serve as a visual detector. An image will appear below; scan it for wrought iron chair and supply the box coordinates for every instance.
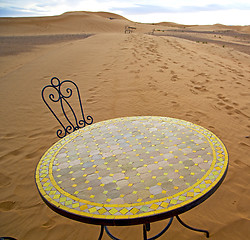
[42,77,93,138]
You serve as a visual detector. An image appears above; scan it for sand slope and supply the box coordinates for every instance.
[0,11,131,35]
[0,11,250,240]
[156,22,250,33]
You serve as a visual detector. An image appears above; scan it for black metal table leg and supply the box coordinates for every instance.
[100,215,208,240]
[176,215,209,238]
[104,226,121,240]
[143,224,148,240]
[98,225,104,240]
[143,217,173,240]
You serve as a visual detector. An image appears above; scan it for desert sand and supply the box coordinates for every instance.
[0,11,249,240]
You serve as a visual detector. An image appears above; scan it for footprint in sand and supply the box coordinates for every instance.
[129,69,140,74]
[25,147,47,159]
[225,105,234,110]
[0,201,16,211]
[189,88,198,95]
[28,131,43,139]
[217,93,231,103]
[2,133,16,139]
[158,64,168,72]
[217,102,225,106]
[7,148,24,157]
[96,72,102,77]
[240,92,250,97]
[170,71,179,82]
[185,110,208,119]
[0,173,11,187]
[86,96,98,104]
[147,82,157,90]
[159,90,168,97]
[194,85,208,92]
[42,219,56,228]
[89,86,99,92]
[86,86,99,104]
[171,101,180,108]
[171,75,179,82]
[147,77,158,90]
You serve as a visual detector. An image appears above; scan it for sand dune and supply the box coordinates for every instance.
[0,11,131,35]
[0,11,250,240]
[153,29,250,55]
[156,22,250,33]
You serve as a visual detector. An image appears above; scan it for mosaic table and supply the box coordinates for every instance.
[36,116,228,239]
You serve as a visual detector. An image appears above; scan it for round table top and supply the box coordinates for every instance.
[36,116,228,225]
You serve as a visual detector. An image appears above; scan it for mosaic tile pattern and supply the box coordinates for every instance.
[36,116,228,222]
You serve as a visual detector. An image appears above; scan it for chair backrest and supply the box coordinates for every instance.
[42,77,93,138]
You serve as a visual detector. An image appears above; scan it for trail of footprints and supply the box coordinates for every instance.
[97,35,193,87]
[94,34,250,117]
[216,93,249,119]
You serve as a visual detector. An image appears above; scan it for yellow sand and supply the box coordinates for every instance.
[0,11,249,240]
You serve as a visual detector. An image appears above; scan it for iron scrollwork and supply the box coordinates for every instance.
[42,77,93,138]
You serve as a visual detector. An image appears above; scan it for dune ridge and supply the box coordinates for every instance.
[1,11,249,36]
[0,11,131,35]
[156,22,250,33]
[0,11,250,240]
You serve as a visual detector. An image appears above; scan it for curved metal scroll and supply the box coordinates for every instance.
[41,77,93,138]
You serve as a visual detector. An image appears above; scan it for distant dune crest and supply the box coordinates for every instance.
[64,11,127,19]
[0,11,249,36]
[0,11,132,35]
